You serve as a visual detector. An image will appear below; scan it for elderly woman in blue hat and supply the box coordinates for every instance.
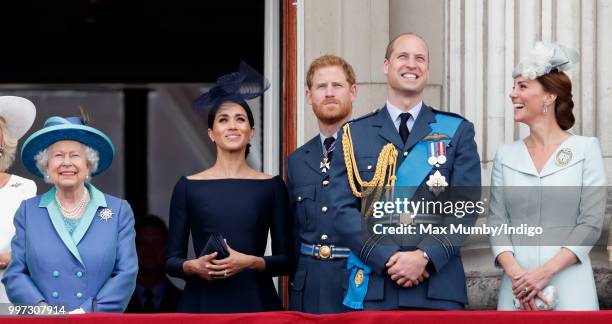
[165,62,292,313]
[2,115,138,313]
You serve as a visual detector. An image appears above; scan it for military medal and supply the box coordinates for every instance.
[555,148,572,167]
[320,139,337,173]
[436,142,447,165]
[320,158,331,173]
[99,208,113,222]
[427,142,437,166]
[426,170,448,195]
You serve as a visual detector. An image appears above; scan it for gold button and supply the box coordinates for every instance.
[322,180,330,186]
[321,206,328,213]
[403,151,408,157]
[297,196,302,202]
[321,234,328,241]
[319,245,331,259]
[367,165,372,170]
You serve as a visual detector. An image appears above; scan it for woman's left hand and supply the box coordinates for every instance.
[207,242,257,279]
[512,266,553,302]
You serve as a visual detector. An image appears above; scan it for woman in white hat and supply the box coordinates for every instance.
[0,96,37,303]
[2,115,137,313]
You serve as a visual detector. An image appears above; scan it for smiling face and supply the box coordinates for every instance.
[46,140,90,191]
[307,65,356,125]
[384,34,429,98]
[509,76,555,125]
[208,101,254,154]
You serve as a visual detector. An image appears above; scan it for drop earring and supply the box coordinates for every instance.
[543,104,548,113]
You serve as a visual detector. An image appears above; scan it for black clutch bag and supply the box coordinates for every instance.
[200,233,230,259]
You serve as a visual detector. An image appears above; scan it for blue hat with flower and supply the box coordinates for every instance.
[21,116,115,178]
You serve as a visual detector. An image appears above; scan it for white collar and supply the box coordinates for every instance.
[386,100,423,123]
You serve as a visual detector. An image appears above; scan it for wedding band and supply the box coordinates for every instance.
[224,270,228,277]
[522,287,529,293]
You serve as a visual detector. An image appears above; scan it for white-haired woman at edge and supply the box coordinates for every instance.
[0,96,37,303]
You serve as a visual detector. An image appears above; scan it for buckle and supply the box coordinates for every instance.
[316,244,334,259]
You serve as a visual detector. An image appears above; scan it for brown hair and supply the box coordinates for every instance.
[306,55,356,89]
[536,70,575,130]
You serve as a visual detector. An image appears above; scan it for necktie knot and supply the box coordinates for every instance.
[399,113,411,144]
[324,137,336,151]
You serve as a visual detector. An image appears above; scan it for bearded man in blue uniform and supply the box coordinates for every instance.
[287,55,357,313]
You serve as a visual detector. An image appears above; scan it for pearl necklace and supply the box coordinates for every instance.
[55,189,90,220]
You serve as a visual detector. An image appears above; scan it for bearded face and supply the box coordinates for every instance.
[307,65,356,125]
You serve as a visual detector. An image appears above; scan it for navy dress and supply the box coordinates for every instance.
[165,176,292,313]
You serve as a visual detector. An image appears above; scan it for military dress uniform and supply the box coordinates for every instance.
[328,103,481,310]
[287,134,350,314]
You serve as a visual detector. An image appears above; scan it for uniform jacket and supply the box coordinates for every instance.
[287,135,348,313]
[328,104,481,310]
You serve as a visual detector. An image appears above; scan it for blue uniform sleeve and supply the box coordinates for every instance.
[329,127,399,274]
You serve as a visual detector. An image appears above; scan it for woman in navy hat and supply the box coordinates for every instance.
[165,62,292,313]
[2,115,138,313]
[0,96,37,303]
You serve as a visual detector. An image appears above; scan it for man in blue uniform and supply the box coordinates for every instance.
[329,33,481,310]
[287,55,357,313]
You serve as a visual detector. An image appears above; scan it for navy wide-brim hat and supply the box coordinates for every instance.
[21,116,115,178]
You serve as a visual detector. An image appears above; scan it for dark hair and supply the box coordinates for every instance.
[536,70,575,130]
[135,215,168,237]
[207,99,254,157]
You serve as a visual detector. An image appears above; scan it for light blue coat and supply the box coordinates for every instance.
[488,135,607,310]
[2,183,138,312]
